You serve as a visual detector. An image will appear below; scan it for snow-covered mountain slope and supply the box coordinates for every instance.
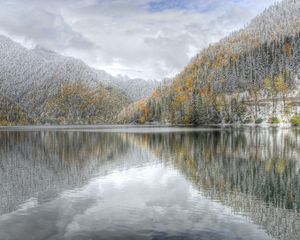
[0,35,132,123]
[0,36,100,110]
[0,35,157,109]
[220,0,300,51]
[113,75,159,101]
[32,45,159,101]
[33,47,159,100]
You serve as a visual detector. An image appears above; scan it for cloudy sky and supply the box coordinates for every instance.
[0,0,278,80]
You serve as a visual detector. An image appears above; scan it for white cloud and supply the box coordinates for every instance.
[0,0,278,80]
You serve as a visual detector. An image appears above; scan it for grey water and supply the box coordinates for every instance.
[0,127,299,240]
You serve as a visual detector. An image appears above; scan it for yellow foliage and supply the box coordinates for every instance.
[275,74,289,94]
[173,95,189,109]
[152,89,160,98]
[184,107,192,125]
[276,160,286,174]
[143,106,149,120]
[284,42,292,58]
[216,46,224,68]
[140,116,146,124]
[186,77,194,90]
[0,120,12,126]
[137,99,147,109]
[233,54,239,64]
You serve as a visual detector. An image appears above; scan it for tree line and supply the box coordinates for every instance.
[120,31,300,125]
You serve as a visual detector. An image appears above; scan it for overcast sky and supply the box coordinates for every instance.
[0,0,278,80]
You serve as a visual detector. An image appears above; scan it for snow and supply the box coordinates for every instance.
[0,35,159,112]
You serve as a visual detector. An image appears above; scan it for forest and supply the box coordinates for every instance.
[119,31,300,125]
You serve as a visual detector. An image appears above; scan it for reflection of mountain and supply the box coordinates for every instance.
[0,131,154,216]
[1,128,300,239]
[126,128,300,240]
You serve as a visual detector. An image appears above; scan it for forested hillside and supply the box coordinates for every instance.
[0,95,30,125]
[0,36,158,125]
[119,0,300,125]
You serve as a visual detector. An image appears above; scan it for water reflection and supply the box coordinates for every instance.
[128,128,300,239]
[0,131,150,215]
[0,127,299,240]
[131,128,300,211]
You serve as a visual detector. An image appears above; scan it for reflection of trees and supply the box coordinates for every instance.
[1,128,300,239]
[127,128,300,240]
[0,131,131,215]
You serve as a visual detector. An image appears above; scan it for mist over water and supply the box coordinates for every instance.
[0,127,299,240]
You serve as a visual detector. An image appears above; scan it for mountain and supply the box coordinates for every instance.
[0,35,132,124]
[120,0,300,125]
[221,0,300,49]
[33,46,159,101]
[114,75,159,101]
[0,35,159,125]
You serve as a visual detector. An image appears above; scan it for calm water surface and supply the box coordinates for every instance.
[0,127,300,240]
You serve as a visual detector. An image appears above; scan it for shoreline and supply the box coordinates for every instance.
[0,122,298,131]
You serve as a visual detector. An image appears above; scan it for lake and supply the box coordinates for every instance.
[0,126,299,240]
